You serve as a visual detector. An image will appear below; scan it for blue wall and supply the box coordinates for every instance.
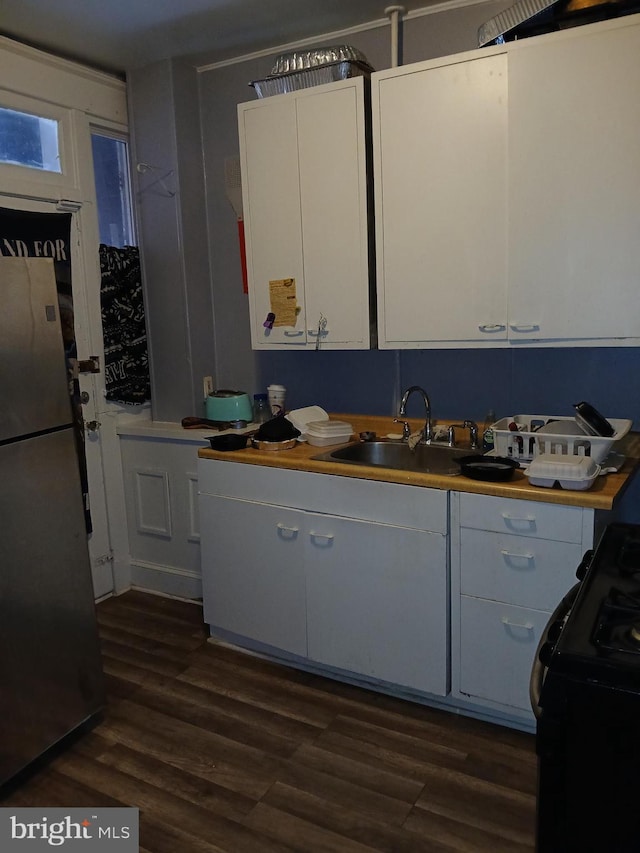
[257,346,640,426]
[198,8,640,440]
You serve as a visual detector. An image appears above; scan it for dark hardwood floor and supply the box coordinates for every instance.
[3,590,537,851]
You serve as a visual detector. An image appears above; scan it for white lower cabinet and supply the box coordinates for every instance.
[305,515,447,694]
[199,460,621,728]
[198,461,449,696]
[119,434,206,599]
[199,495,307,656]
[450,491,596,723]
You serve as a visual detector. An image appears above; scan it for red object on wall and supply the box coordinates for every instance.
[237,218,248,294]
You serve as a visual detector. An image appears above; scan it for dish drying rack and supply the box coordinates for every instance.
[493,415,632,463]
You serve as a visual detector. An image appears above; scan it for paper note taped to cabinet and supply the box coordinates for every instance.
[269,278,297,326]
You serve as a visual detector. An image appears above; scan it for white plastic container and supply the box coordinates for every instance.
[493,415,632,463]
[304,419,353,447]
[525,454,601,491]
[285,406,328,434]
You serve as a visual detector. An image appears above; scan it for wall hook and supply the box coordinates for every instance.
[136,162,176,198]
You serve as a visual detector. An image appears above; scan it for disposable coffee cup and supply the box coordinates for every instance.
[267,384,286,416]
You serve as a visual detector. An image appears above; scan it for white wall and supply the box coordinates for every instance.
[0,37,133,596]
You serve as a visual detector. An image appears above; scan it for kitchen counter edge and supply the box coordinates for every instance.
[197,414,640,511]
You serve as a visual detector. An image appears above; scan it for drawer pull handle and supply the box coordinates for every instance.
[501,512,536,522]
[478,323,506,333]
[309,531,335,548]
[509,323,540,333]
[501,512,536,531]
[284,330,304,337]
[501,616,534,631]
[501,549,535,564]
[276,523,299,538]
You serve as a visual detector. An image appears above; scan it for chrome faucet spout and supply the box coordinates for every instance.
[398,385,433,444]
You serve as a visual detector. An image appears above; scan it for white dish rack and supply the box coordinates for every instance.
[493,415,632,463]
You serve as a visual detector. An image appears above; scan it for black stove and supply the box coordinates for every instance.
[548,523,640,688]
[533,523,640,852]
[591,587,640,657]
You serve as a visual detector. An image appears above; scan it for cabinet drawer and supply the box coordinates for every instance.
[458,492,586,542]
[458,596,548,713]
[460,528,580,611]
[198,460,447,532]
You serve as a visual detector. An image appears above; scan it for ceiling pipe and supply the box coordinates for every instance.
[385,5,405,67]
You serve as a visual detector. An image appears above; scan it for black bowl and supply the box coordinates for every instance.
[456,455,519,482]
[207,433,248,452]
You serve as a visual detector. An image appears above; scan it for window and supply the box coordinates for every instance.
[0,106,61,172]
[91,132,135,247]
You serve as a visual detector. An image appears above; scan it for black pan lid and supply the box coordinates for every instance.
[573,401,615,437]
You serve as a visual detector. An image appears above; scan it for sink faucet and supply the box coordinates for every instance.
[398,385,433,444]
[449,420,480,450]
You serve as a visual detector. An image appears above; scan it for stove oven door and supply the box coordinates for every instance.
[529,582,580,718]
[532,576,640,852]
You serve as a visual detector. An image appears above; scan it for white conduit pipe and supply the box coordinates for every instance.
[385,5,405,67]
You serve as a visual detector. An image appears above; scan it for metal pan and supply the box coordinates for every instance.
[456,455,519,481]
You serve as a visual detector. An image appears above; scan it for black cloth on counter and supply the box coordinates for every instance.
[255,415,300,441]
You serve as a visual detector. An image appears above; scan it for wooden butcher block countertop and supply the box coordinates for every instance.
[198,413,640,511]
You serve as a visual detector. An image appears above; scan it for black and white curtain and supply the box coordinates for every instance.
[99,244,150,406]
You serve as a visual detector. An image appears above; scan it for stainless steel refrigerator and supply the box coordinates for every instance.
[0,256,105,787]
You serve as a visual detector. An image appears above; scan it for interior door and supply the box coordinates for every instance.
[0,196,114,598]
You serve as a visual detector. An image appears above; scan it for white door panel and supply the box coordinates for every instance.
[2,195,114,598]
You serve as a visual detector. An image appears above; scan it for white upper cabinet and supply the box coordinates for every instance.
[372,14,640,348]
[238,77,373,349]
[508,19,640,342]
[372,48,508,348]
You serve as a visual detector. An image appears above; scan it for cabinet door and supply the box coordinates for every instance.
[373,51,508,347]
[459,596,547,714]
[305,513,448,695]
[239,79,371,350]
[199,495,307,656]
[509,21,640,341]
[239,96,307,347]
[297,81,371,348]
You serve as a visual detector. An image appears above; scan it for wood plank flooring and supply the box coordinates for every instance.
[2,590,538,852]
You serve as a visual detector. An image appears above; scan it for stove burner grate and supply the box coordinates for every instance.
[616,535,640,575]
[592,587,640,655]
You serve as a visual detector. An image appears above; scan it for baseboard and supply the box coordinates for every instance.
[129,560,202,600]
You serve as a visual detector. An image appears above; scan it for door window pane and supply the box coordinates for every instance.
[91,133,134,247]
[0,106,61,172]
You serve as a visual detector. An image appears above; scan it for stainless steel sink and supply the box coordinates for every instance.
[313,440,470,475]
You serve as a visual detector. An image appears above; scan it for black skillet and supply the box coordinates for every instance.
[456,455,519,482]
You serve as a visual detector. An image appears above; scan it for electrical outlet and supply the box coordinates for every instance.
[203,375,214,399]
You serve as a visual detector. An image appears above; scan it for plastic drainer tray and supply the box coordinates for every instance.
[493,414,632,463]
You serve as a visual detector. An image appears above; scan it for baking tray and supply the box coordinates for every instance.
[270,45,372,73]
[251,61,372,98]
[251,44,374,98]
[478,0,561,45]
